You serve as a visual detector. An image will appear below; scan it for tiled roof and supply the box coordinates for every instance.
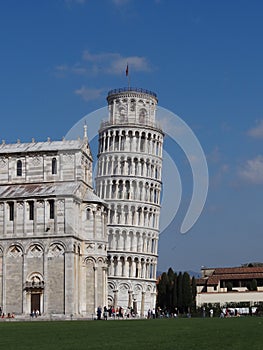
[196,278,207,285]
[0,183,106,205]
[198,266,263,286]
[215,267,263,274]
[206,273,263,285]
[83,189,107,205]
[207,276,220,285]
[0,182,79,198]
[0,139,86,154]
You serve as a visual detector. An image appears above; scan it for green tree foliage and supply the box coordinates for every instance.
[182,272,192,313]
[247,279,258,291]
[157,272,169,309]
[157,268,197,314]
[251,279,258,291]
[167,268,175,310]
[177,272,183,313]
[226,282,233,291]
[192,276,197,308]
[172,273,178,310]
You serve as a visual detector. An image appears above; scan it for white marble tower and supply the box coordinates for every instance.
[96,87,164,316]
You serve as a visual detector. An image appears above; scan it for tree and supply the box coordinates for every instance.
[247,279,258,291]
[177,272,183,313]
[226,282,233,291]
[157,269,197,314]
[172,273,178,311]
[251,279,258,291]
[191,276,197,309]
[157,272,169,309]
[167,268,175,310]
[182,272,192,313]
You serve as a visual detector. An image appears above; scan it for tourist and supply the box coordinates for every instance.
[147,309,151,319]
[103,306,108,320]
[202,306,206,318]
[97,306,102,320]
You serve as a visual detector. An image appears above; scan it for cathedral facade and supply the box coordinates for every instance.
[0,132,108,318]
[0,87,163,318]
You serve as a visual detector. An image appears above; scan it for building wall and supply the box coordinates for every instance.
[0,140,108,318]
[0,150,92,187]
[197,291,263,307]
[96,88,163,317]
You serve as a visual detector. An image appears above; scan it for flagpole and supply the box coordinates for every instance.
[126,63,130,89]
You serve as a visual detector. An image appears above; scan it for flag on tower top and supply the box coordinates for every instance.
[126,64,129,77]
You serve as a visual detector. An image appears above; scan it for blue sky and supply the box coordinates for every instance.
[1,0,263,272]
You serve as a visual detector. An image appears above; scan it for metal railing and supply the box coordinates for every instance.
[107,87,157,98]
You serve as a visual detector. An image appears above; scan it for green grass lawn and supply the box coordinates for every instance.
[0,317,263,350]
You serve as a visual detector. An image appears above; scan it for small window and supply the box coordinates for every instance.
[87,208,91,220]
[9,202,14,221]
[28,201,34,220]
[17,160,22,176]
[52,158,57,175]
[49,200,54,219]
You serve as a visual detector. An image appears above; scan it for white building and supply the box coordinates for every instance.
[0,87,164,318]
[0,132,108,318]
[96,87,164,316]
[196,265,263,307]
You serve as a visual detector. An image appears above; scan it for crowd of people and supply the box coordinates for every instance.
[96,306,139,320]
[0,307,15,319]
[30,309,40,318]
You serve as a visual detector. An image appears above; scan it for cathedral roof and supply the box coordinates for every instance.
[83,188,107,205]
[0,182,79,199]
[0,139,91,156]
[0,182,106,205]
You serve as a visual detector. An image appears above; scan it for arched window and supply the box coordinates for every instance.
[17,160,22,176]
[28,201,34,220]
[86,208,91,220]
[48,199,54,219]
[8,202,14,221]
[52,158,57,175]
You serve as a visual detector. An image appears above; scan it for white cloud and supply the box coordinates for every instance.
[82,51,116,62]
[54,64,69,77]
[82,50,150,75]
[210,163,229,187]
[55,51,150,77]
[108,56,149,74]
[55,64,69,71]
[71,64,88,75]
[74,86,104,101]
[238,155,263,184]
[247,120,263,139]
[111,0,130,5]
[207,146,221,164]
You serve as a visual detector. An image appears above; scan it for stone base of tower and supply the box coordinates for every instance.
[107,277,156,318]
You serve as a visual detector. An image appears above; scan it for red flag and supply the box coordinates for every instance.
[126,64,128,77]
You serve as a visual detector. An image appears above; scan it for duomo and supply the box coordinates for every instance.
[0,87,163,318]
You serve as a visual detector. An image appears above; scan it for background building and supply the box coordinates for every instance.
[96,87,164,316]
[196,265,263,307]
[0,132,108,318]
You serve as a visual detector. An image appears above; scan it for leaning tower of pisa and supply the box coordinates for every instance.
[96,87,164,316]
